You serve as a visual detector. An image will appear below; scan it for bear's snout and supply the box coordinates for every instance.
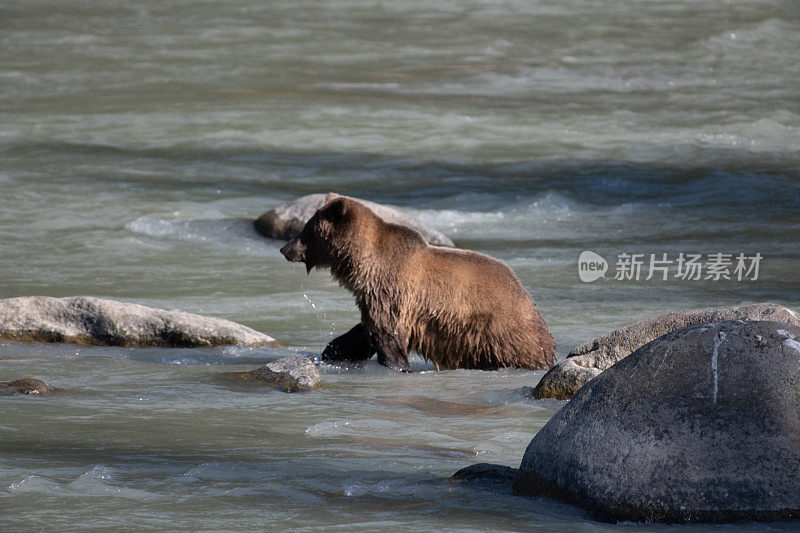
[280,238,306,263]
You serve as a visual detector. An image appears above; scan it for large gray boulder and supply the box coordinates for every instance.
[533,303,800,400]
[515,321,800,523]
[253,193,455,247]
[0,296,276,347]
[227,356,322,392]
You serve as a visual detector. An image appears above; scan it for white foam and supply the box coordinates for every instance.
[161,357,201,365]
[473,431,532,457]
[305,418,403,437]
[408,191,648,241]
[10,466,154,500]
[67,465,155,500]
[342,483,368,497]
[305,419,352,436]
[8,475,60,494]
[125,216,275,256]
[126,216,183,238]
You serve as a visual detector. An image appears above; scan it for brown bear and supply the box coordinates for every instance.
[280,193,557,372]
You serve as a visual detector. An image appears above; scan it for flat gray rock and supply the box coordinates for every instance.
[0,296,276,348]
[533,303,800,400]
[515,320,800,523]
[253,193,455,247]
[0,378,53,396]
[231,356,322,392]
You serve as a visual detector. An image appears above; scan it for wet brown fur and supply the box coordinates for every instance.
[281,194,557,371]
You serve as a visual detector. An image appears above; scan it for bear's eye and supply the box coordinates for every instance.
[305,215,330,238]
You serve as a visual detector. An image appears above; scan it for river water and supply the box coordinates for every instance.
[1,0,799,530]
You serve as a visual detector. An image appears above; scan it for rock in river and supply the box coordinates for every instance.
[0,296,276,348]
[228,356,322,393]
[451,463,518,486]
[515,320,800,523]
[253,193,455,247]
[0,378,53,396]
[533,302,800,400]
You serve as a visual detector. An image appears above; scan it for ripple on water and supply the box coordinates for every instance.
[305,418,406,437]
[9,466,157,501]
[9,475,61,494]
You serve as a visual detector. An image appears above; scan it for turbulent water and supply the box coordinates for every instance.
[1,0,799,530]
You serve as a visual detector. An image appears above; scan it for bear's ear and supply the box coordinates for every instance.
[325,197,348,221]
[324,192,341,203]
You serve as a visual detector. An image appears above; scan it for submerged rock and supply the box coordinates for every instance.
[515,321,800,523]
[0,378,53,396]
[0,296,276,348]
[451,463,518,485]
[533,303,800,400]
[253,193,455,247]
[230,356,321,392]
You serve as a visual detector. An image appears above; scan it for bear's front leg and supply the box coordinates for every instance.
[370,328,411,372]
[321,323,375,362]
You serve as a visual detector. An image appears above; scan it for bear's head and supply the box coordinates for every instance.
[280,193,359,273]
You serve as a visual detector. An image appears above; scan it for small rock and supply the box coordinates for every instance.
[451,463,518,485]
[515,321,800,523]
[232,356,322,392]
[533,303,800,400]
[0,378,53,396]
[253,193,455,247]
[0,296,277,348]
